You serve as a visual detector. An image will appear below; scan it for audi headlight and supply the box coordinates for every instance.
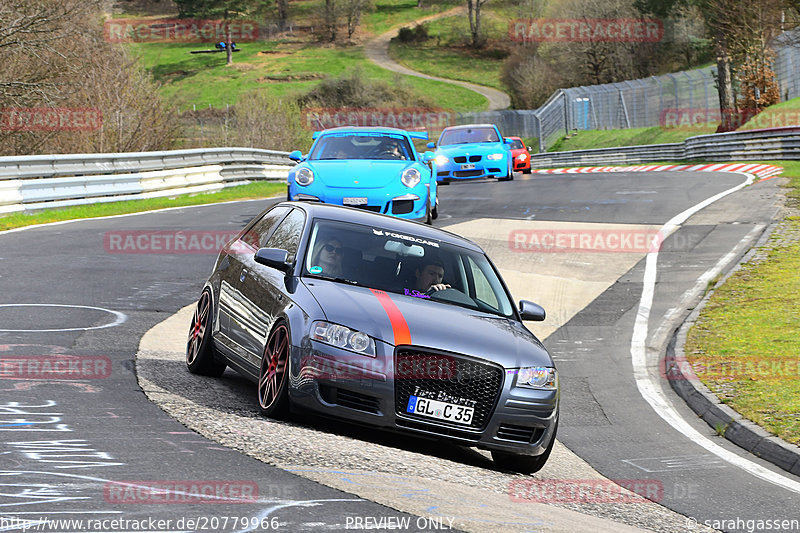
[434,155,449,167]
[401,167,421,188]
[295,167,314,186]
[487,153,504,160]
[515,366,557,389]
[517,153,528,161]
[311,321,375,356]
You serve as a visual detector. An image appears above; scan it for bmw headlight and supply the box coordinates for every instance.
[401,167,421,188]
[295,167,314,186]
[434,155,449,167]
[515,366,557,389]
[487,153,504,161]
[311,321,375,356]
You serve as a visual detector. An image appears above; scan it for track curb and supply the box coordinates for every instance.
[664,215,800,477]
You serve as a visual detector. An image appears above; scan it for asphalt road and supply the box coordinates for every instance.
[0,170,797,532]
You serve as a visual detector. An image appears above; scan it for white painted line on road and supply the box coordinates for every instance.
[630,172,800,494]
[0,303,127,332]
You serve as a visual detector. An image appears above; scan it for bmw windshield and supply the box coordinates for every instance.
[302,219,515,318]
[439,127,500,145]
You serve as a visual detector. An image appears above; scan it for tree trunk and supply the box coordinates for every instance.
[226,26,233,65]
[278,0,288,30]
[715,30,736,132]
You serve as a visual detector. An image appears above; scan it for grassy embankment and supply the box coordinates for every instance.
[684,162,800,445]
[127,0,486,113]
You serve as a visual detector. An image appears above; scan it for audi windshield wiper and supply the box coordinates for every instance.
[304,274,361,286]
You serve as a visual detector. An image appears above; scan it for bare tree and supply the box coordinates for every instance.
[465,0,490,48]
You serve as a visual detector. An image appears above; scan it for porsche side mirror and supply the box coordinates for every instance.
[421,151,435,163]
[426,142,435,149]
[288,150,304,162]
[519,300,546,321]
[255,248,292,273]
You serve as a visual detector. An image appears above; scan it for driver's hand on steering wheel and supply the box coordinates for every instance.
[426,283,450,294]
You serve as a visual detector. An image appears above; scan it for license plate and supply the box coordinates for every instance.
[343,197,368,206]
[406,395,474,425]
[460,164,476,170]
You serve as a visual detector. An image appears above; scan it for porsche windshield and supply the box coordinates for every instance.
[439,127,500,145]
[309,132,413,161]
[302,219,515,317]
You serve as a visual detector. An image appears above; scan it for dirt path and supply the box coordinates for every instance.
[364,7,511,111]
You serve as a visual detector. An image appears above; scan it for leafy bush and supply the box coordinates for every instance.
[396,24,429,43]
[296,69,434,109]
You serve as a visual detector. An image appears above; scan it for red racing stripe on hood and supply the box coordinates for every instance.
[369,288,411,346]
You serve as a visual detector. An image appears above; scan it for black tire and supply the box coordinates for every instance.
[499,160,514,181]
[523,167,532,174]
[424,197,433,225]
[491,420,557,474]
[186,289,227,377]
[258,321,291,419]
[431,197,439,220]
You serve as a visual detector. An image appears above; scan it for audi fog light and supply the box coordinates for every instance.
[311,321,375,356]
[295,167,314,186]
[516,366,557,389]
[401,168,421,188]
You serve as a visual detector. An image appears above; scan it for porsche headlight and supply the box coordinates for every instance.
[311,321,375,356]
[515,366,557,389]
[487,153,504,160]
[434,155,449,167]
[401,167,421,188]
[295,167,314,186]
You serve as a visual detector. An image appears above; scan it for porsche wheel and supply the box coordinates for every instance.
[431,197,439,220]
[186,289,226,377]
[258,321,291,419]
[491,420,557,474]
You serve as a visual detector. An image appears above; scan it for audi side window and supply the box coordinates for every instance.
[241,206,290,249]
[266,209,306,261]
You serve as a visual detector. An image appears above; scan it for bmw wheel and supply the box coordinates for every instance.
[491,420,557,474]
[499,159,514,181]
[258,321,291,419]
[186,289,227,377]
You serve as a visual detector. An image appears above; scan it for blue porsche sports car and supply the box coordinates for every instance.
[287,127,438,224]
[428,124,514,183]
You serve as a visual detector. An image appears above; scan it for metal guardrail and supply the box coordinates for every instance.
[530,126,800,168]
[0,148,293,214]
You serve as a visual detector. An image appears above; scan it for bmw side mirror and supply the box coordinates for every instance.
[255,248,292,273]
[426,142,435,149]
[288,150,303,162]
[519,300,546,321]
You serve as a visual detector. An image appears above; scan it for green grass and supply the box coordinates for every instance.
[0,181,285,231]
[685,160,800,445]
[363,0,456,35]
[387,13,509,93]
[547,126,718,152]
[132,41,486,112]
[738,96,800,130]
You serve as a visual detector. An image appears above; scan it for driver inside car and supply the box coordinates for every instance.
[414,257,450,294]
